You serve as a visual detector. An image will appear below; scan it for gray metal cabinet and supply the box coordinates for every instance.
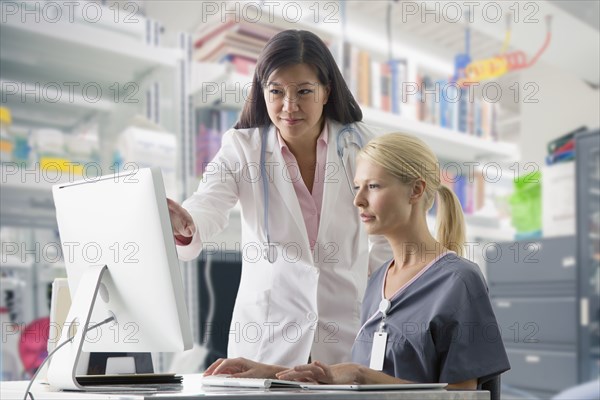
[488,128,600,398]
[575,129,600,385]
[487,236,579,398]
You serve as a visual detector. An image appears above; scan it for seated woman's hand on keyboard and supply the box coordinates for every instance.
[203,357,287,379]
[276,361,362,384]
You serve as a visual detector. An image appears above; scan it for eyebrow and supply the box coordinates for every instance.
[266,81,318,87]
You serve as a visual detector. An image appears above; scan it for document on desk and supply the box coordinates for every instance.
[75,373,183,392]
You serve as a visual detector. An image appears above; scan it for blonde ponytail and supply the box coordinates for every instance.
[436,185,465,256]
[358,133,467,257]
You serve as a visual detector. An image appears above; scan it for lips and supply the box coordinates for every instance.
[360,213,375,223]
[281,117,302,125]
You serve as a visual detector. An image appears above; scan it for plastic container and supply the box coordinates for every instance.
[29,128,69,173]
[0,107,13,163]
[509,171,542,237]
[12,126,31,168]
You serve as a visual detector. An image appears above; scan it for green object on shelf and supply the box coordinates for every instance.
[509,171,542,234]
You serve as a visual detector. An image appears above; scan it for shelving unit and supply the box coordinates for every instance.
[192,61,518,161]
[0,3,196,378]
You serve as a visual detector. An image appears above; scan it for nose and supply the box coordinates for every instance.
[282,92,299,113]
[353,188,366,208]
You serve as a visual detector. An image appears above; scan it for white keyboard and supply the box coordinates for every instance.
[200,375,303,389]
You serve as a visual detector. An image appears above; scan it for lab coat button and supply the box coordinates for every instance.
[307,312,317,322]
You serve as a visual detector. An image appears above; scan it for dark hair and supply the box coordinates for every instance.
[234,29,362,129]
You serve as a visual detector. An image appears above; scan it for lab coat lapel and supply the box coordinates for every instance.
[317,121,344,242]
[264,125,311,251]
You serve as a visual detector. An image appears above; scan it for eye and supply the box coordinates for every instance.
[352,186,360,192]
[269,89,283,95]
[368,184,379,189]
[298,89,314,96]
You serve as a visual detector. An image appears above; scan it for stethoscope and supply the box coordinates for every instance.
[260,124,364,263]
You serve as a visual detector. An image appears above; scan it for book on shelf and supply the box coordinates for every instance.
[342,43,408,116]
[222,55,257,75]
[193,16,280,63]
[546,149,575,165]
[195,109,240,176]
[431,168,486,216]
[357,50,371,107]
[416,75,498,139]
[343,42,360,101]
[544,126,585,166]
[370,59,382,110]
[546,126,586,154]
[380,62,392,113]
[389,59,407,115]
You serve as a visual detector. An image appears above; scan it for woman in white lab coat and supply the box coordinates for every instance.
[168,30,391,367]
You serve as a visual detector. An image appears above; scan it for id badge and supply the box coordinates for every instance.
[369,331,388,370]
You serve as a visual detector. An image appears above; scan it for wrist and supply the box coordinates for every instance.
[269,365,288,379]
[355,364,369,384]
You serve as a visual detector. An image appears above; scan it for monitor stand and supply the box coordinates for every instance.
[47,265,107,391]
[47,266,158,391]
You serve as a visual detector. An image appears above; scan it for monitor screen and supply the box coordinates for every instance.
[52,167,193,353]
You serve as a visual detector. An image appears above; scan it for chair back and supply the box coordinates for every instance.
[480,375,501,400]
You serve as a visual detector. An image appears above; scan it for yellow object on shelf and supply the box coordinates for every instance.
[0,140,14,154]
[0,107,14,163]
[0,107,12,125]
[39,157,84,175]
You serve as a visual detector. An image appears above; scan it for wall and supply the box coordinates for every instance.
[519,63,600,167]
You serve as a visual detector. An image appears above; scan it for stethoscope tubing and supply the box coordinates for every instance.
[260,124,363,263]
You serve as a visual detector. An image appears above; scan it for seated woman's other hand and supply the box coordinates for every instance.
[276,361,362,384]
[203,357,283,379]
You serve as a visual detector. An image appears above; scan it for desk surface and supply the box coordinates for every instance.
[1,374,490,400]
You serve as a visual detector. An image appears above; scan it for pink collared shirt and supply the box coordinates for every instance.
[277,125,328,251]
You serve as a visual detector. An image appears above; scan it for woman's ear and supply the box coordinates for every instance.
[323,84,331,104]
[409,179,426,204]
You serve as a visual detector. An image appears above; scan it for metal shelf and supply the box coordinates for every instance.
[0,12,182,84]
[362,107,519,162]
[0,165,70,228]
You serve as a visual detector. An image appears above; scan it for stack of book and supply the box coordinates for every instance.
[193,15,281,74]
[417,75,498,140]
[195,108,240,176]
[342,42,408,115]
[545,127,583,165]
[429,168,486,216]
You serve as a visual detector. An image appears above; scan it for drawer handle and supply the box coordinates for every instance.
[562,256,575,268]
[581,298,589,326]
[525,355,541,363]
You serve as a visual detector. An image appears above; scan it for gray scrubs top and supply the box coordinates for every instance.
[351,253,510,384]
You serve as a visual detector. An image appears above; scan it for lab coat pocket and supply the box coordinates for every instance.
[232,289,271,327]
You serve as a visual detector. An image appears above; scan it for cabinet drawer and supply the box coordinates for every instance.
[503,348,577,392]
[486,236,576,284]
[492,297,577,346]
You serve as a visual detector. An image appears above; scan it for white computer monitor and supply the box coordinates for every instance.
[48,167,192,390]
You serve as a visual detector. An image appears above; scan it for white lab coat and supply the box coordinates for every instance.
[178,119,392,367]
